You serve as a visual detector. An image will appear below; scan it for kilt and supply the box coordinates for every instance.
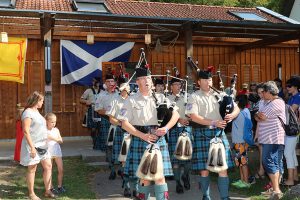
[192,128,234,171]
[112,126,124,164]
[168,126,193,166]
[86,107,101,128]
[94,117,110,151]
[124,125,173,178]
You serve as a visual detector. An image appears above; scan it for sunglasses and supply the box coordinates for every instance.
[286,84,292,88]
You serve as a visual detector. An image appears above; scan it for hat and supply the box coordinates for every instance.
[136,61,151,78]
[118,76,127,85]
[198,70,212,79]
[242,83,248,89]
[119,83,130,93]
[154,78,164,86]
[170,78,181,85]
[105,74,115,80]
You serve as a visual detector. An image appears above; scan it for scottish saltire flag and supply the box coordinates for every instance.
[0,37,27,83]
[60,40,134,85]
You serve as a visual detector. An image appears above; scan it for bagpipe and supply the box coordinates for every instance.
[187,56,237,120]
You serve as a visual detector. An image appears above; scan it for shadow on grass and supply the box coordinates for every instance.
[0,157,99,200]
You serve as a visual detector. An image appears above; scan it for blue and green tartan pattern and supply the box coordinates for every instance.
[168,126,193,165]
[124,125,173,178]
[94,117,110,151]
[191,128,234,171]
[86,107,101,128]
[112,126,124,164]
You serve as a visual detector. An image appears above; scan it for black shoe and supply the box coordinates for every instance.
[109,171,116,180]
[57,186,66,194]
[182,174,190,190]
[176,183,184,194]
[117,169,124,179]
[123,188,131,197]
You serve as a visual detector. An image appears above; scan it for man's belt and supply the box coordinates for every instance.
[189,121,211,129]
[134,125,158,134]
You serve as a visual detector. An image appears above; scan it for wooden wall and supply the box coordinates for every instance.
[0,39,299,139]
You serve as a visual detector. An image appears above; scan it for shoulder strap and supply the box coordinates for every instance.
[91,88,96,94]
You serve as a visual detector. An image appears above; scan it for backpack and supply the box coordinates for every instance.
[241,111,255,146]
[278,104,300,136]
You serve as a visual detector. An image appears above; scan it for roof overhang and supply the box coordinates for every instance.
[0,8,300,50]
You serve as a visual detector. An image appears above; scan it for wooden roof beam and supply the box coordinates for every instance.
[236,32,300,51]
[40,12,55,44]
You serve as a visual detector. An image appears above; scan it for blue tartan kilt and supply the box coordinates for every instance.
[124,126,173,178]
[192,128,234,171]
[86,107,101,128]
[112,126,124,164]
[94,117,110,151]
[168,126,193,166]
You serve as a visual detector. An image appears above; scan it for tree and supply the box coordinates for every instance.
[144,0,286,13]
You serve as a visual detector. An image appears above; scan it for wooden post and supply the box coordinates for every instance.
[41,13,55,114]
[184,22,193,93]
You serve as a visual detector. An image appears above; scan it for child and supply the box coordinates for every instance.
[231,95,252,188]
[45,113,66,194]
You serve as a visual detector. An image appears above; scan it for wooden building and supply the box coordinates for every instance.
[0,0,300,139]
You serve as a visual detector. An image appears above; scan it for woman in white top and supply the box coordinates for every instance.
[20,91,55,200]
[46,113,66,194]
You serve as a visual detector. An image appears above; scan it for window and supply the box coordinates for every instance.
[229,11,267,21]
[72,0,110,13]
[0,0,16,8]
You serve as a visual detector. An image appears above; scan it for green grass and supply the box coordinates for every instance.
[0,157,99,199]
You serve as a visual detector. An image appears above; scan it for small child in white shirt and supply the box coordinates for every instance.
[46,113,66,194]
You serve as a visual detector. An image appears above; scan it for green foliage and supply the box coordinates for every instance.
[144,0,286,13]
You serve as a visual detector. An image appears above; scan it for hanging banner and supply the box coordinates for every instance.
[0,37,27,83]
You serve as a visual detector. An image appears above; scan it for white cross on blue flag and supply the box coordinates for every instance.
[60,40,134,85]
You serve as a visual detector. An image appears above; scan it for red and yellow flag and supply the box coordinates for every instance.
[0,37,27,83]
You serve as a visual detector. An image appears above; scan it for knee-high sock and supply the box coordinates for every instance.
[123,175,130,189]
[129,177,139,192]
[199,176,211,200]
[173,167,181,182]
[154,183,169,200]
[138,184,151,200]
[218,176,229,200]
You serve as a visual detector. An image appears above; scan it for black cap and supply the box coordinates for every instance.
[198,70,212,79]
[136,61,151,78]
[154,78,164,86]
[170,78,181,85]
[118,76,127,85]
[105,74,115,80]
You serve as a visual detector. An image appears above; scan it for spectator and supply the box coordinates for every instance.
[14,105,24,163]
[254,83,266,180]
[256,81,285,199]
[282,77,300,186]
[46,113,66,194]
[231,95,252,188]
[20,91,55,200]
